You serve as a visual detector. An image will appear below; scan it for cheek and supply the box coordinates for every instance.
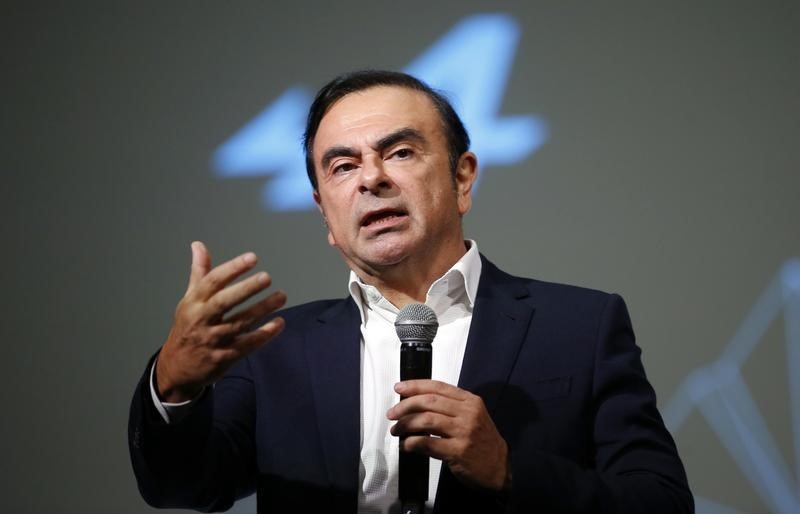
[326,213,346,236]
[427,181,458,210]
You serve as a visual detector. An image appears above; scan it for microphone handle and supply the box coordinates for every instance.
[400,341,432,381]
[400,342,432,513]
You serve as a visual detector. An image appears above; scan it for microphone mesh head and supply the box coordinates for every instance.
[395,303,439,343]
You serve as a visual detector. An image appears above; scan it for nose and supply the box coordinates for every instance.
[358,157,392,195]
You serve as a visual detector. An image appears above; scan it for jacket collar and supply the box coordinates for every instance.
[302,255,536,505]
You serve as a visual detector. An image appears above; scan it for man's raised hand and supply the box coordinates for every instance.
[155,241,287,403]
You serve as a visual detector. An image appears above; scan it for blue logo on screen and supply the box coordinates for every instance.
[213,13,547,211]
[664,259,800,514]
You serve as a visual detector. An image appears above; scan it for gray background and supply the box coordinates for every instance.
[3,2,798,513]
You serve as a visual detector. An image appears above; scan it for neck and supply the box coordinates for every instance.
[356,237,468,309]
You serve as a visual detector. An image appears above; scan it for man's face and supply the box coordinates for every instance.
[312,86,476,278]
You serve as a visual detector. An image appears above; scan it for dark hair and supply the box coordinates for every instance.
[302,70,470,190]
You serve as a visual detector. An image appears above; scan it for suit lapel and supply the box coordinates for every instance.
[457,257,536,413]
[298,259,535,510]
[435,258,536,513]
[303,298,361,496]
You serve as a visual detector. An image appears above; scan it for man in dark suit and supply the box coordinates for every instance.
[129,70,693,513]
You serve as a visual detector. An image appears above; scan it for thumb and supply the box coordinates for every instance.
[188,241,212,288]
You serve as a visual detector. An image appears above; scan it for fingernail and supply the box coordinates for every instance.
[243,252,257,265]
[394,382,406,393]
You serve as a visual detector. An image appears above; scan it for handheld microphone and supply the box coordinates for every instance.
[395,303,438,514]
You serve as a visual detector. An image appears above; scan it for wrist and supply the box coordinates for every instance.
[154,356,202,403]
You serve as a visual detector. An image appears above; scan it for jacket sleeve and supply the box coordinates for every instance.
[128,352,258,512]
[506,293,694,513]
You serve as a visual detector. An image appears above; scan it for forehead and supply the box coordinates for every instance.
[313,86,443,152]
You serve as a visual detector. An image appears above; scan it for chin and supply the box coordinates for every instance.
[360,238,414,267]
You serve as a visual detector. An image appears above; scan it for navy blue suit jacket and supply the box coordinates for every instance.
[129,257,693,513]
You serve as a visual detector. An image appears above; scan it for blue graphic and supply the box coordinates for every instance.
[664,259,800,514]
[213,13,547,211]
[214,87,312,211]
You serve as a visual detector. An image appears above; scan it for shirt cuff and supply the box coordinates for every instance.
[149,358,204,424]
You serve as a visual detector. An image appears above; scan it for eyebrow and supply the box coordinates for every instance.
[319,127,427,172]
[319,146,358,174]
[375,127,426,153]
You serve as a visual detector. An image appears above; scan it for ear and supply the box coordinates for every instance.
[313,190,337,247]
[454,151,478,216]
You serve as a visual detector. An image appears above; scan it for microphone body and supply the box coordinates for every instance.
[399,341,431,510]
[395,304,439,514]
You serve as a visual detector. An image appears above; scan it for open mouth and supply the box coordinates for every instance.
[360,209,408,227]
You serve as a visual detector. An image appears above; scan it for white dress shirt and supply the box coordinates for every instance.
[151,241,482,514]
[350,241,481,514]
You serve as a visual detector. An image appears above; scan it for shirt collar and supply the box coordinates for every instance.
[347,240,482,324]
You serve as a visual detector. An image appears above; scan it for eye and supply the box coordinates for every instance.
[332,162,357,175]
[391,148,414,159]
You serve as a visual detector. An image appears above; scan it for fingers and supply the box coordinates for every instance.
[188,250,258,300]
[387,382,473,441]
[226,290,287,327]
[207,271,274,316]
[209,316,286,360]
[387,382,509,491]
[395,379,471,401]
[388,380,473,422]
[399,434,451,460]
[188,241,212,288]
[399,432,509,493]
[206,291,287,342]
[390,410,455,438]
[388,392,462,420]
[160,243,287,403]
[208,291,287,344]
[235,316,286,354]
